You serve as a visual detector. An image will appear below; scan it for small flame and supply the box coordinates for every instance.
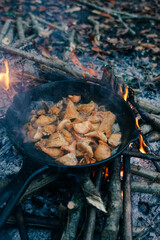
[120,86,128,101]
[0,60,10,90]
[121,190,123,198]
[136,118,141,130]
[129,143,133,148]
[120,170,124,179]
[71,51,98,78]
[139,134,148,154]
[103,167,109,179]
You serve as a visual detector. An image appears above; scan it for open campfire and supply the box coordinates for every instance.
[0,0,160,240]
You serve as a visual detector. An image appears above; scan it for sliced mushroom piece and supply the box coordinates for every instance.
[46,132,69,148]
[43,124,56,136]
[77,141,93,158]
[33,115,56,127]
[41,147,63,158]
[94,142,111,161]
[56,153,78,166]
[64,100,83,120]
[85,131,107,142]
[98,111,116,137]
[61,129,74,144]
[35,138,47,150]
[61,140,76,154]
[32,126,43,142]
[79,154,96,165]
[90,122,100,131]
[68,95,81,103]
[108,133,121,147]
[73,121,91,134]
[57,119,72,131]
[77,101,96,115]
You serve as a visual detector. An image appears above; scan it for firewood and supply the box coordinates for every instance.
[135,97,160,114]
[2,27,14,45]
[14,205,29,240]
[122,150,160,162]
[141,124,152,135]
[0,19,12,43]
[131,181,160,195]
[17,17,25,40]
[13,34,36,48]
[83,170,102,240]
[61,191,84,240]
[123,156,132,240]
[0,44,99,81]
[131,164,160,182]
[149,131,160,142]
[101,157,122,240]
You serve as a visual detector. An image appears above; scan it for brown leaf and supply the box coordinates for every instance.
[146,34,159,38]
[39,6,47,12]
[30,5,37,11]
[39,47,51,58]
[141,43,157,48]
[107,38,118,45]
[65,6,81,13]
[91,46,106,53]
[140,29,150,34]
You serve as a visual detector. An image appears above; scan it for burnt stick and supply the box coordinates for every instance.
[0,44,99,81]
[14,205,29,240]
[131,164,160,182]
[122,150,160,162]
[101,157,122,240]
[123,156,132,240]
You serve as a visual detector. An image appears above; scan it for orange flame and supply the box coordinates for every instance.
[120,86,128,101]
[136,118,141,130]
[103,167,109,179]
[129,142,133,148]
[0,60,10,90]
[71,51,98,78]
[139,134,148,154]
[120,170,124,179]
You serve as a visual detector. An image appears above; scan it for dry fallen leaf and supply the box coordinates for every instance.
[65,6,81,13]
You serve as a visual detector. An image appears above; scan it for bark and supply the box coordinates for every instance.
[131,164,160,182]
[131,181,160,195]
[101,157,122,240]
[122,150,160,162]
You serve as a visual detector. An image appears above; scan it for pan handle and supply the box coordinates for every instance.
[0,158,49,229]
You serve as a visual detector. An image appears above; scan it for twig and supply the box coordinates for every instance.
[101,157,122,240]
[83,170,102,240]
[2,27,14,45]
[29,13,44,36]
[63,29,76,61]
[0,44,99,80]
[131,181,160,195]
[14,205,29,240]
[13,34,36,48]
[7,214,60,229]
[0,19,12,42]
[117,15,136,35]
[122,150,160,162]
[34,15,66,31]
[88,17,100,43]
[131,164,160,182]
[17,17,25,40]
[123,156,132,240]
[78,0,160,22]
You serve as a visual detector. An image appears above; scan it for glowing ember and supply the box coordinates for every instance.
[71,51,98,78]
[120,86,128,101]
[139,134,148,154]
[129,142,133,148]
[120,170,124,179]
[103,167,109,179]
[0,60,10,90]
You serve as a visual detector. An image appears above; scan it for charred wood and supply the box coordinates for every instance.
[122,150,160,162]
[7,214,60,229]
[14,205,29,240]
[131,181,160,195]
[101,157,122,240]
[0,44,98,81]
[131,164,160,182]
[123,156,132,240]
[83,170,102,240]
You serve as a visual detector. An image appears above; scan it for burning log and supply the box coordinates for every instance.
[0,44,98,80]
[101,157,122,240]
[131,164,160,182]
[123,156,132,240]
[61,191,84,240]
[131,181,160,195]
[16,17,25,40]
[0,19,12,43]
[83,170,102,240]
